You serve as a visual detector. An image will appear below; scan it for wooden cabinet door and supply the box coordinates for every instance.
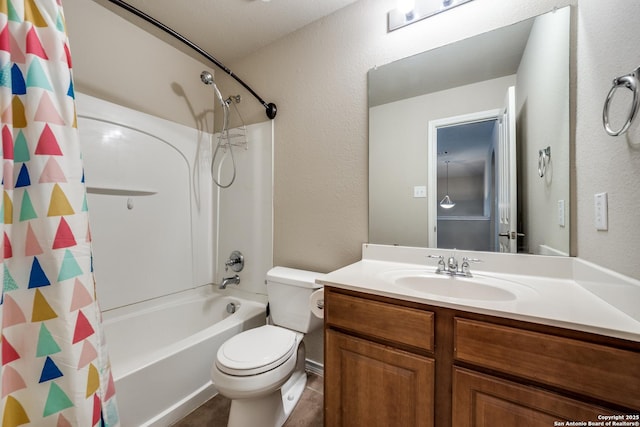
[453,368,612,427]
[325,329,434,427]
[454,318,640,409]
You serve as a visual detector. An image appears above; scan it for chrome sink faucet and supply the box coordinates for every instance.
[447,255,458,273]
[428,254,481,277]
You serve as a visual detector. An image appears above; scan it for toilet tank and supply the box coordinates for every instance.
[266,267,324,334]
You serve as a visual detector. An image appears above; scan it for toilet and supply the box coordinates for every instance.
[211,267,324,427]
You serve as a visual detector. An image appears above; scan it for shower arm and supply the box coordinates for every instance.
[105,0,278,120]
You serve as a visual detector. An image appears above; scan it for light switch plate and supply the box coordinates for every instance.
[594,192,608,231]
[413,186,427,198]
[557,200,565,227]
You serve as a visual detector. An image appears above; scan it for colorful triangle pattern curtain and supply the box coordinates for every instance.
[0,0,119,426]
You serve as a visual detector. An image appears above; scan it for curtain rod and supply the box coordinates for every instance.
[105,0,278,119]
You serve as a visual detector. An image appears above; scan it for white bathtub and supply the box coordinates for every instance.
[102,287,266,426]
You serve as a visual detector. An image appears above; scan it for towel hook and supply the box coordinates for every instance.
[538,146,551,178]
[603,66,640,136]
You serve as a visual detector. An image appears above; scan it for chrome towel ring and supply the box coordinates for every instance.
[538,146,551,178]
[603,66,640,136]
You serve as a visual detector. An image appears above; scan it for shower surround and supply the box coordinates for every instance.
[76,92,274,425]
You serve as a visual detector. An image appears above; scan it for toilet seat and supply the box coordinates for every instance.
[216,325,297,376]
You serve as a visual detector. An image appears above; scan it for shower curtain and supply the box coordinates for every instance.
[0,0,119,426]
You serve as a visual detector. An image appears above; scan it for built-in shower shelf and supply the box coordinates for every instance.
[86,186,157,196]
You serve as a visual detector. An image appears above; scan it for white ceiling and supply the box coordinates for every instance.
[100,0,360,64]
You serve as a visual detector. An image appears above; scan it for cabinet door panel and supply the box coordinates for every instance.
[325,329,434,427]
[453,368,611,427]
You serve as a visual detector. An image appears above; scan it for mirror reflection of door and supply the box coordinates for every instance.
[428,87,517,252]
[497,86,518,253]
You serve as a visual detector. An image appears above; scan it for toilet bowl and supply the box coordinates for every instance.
[211,267,324,427]
[212,325,301,399]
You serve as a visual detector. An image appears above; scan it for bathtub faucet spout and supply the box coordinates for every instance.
[219,274,240,289]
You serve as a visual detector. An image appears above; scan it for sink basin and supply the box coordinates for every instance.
[379,269,536,302]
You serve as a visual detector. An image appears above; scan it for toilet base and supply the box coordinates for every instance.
[227,370,308,427]
[280,369,308,421]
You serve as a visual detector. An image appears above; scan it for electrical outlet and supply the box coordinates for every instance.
[594,192,608,231]
[413,186,427,198]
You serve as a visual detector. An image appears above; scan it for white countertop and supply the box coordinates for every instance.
[318,244,640,343]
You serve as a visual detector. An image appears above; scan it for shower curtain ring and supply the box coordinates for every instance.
[603,66,640,136]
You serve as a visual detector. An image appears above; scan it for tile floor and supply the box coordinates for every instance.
[172,372,324,427]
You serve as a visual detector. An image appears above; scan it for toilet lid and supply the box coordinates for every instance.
[216,325,297,376]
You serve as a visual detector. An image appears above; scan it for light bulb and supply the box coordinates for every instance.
[439,195,456,209]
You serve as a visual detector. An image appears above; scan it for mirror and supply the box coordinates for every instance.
[368,7,570,256]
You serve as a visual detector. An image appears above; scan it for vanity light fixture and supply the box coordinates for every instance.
[439,161,456,209]
[397,0,416,19]
[388,0,475,32]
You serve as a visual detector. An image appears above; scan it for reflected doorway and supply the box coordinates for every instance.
[427,87,517,252]
[427,110,501,251]
[436,119,498,251]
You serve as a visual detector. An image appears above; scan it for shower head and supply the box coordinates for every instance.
[200,70,226,107]
[200,70,214,85]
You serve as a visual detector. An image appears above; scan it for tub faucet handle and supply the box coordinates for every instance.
[225,250,244,272]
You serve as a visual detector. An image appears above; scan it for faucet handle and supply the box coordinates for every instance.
[460,257,482,276]
[225,250,244,272]
[427,255,446,273]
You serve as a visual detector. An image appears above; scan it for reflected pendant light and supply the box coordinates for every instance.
[439,161,456,209]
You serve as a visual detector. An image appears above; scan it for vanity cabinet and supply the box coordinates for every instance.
[324,287,640,427]
[324,290,435,427]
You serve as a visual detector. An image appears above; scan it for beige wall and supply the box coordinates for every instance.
[575,0,640,280]
[64,0,213,134]
[65,0,640,282]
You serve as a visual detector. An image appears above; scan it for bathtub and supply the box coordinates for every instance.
[102,287,267,426]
